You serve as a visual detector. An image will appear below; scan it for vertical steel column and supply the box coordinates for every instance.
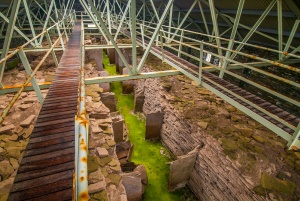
[277,0,283,60]
[198,41,204,85]
[283,19,300,57]
[18,50,44,103]
[140,24,145,50]
[167,3,173,43]
[131,0,137,74]
[219,0,244,78]
[143,0,145,31]
[106,0,112,41]
[178,30,184,57]
[0,0,21,86]
[160,31,165,62]
[208,0,222,57]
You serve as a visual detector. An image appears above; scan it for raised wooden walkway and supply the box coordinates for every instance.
[8,21,81,201]
[122,29,299,139]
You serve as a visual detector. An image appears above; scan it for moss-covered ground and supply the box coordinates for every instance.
[103,52,194,200]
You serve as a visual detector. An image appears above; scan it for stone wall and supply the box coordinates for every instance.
[139,62,300,200]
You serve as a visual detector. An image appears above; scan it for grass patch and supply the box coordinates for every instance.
[6,59,20,71]
[102,52,191,201]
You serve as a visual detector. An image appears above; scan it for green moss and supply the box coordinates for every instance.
[99,156,112,167]
[88,155,100,173]
[107,173,121,185]
[93,190,108,201]
[253,185,266,196]
[220,138,238,151]
[252,135,264,143]
[261,173,295,195]
[103,52,192,201]
[5,59,20,71]
[285,156,295,169]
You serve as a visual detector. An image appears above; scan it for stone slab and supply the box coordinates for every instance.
[168,145,201,191]
[145,111,164,140]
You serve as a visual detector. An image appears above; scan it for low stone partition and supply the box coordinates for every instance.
[86,85,127,201]
[137,63,300,201]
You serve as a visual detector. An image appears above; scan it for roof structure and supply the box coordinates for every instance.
[0,0,300,200]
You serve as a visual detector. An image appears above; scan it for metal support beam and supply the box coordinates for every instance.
[80,0,109,43]
[219,0,244,78]
[167,2,173,42]
[208,0,223,57]
[198,41,203,85]
[106,0,112,37]
[114,0,130,41]
[39,0,55,44]
[18,50,44,103]
[198,1,209,35]
[86,0,133,74]
[136,0,174,73]
[45,30,59,67]
[277,0,283,60]
[289,123,300,150]
[131,0,137,73]
[283,19,300,57]
[85,70,181,84]
[229,0,276,60]
[0,0,21,86]
[22,0,39,46]
[169,0,197,42]
[0,12,36,46]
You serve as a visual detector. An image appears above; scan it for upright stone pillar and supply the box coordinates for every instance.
[107,49,115,64]
[100,92,117,112]
[112,113,124,143]
[168,145,202,191]
[145,111,164,140]
[134,80,145,113]
[122,68,134,94]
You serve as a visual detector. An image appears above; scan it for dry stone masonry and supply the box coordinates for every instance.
[137,55,300,201]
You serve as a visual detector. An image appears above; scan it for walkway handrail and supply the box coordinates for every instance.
[0,11,75,65]
[74,19,89,201]
[137,19,300,60]
[0,38,60,124]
